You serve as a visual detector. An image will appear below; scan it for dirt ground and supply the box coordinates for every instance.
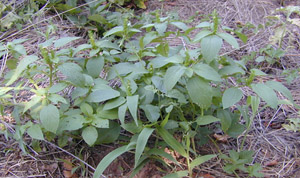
[1,0,300,177]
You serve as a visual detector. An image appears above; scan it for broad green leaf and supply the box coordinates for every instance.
[86,89,120,102]
[27,124,44,140]
[150,56,169,69]
[250,69,267,76]
[54,37,80,48]
[122,120,143,134]
[165,54,185,64]
[222,88,243,109]
[195,22,211,28]
[73,44,92,55]
[134,0,146,9]
[142,31,158,46]
[217,32,239,49]
[163,171,189,178]
[82,126,98,146]
[93,145,134,178]
[127,95,139,126]
[234,31,248,43]
[251,83,278,109]
[248,163,264,177]
[140,104,160,123]
[217,109,232,132]
[92,117,109,128]
[96,121,121,144]
[192,63,222,81]
[250,96,260,115]
[107,62,134,79]
[88,14,107,24]
[135,128,154,168]
[155,22,168,35]
[170,22,189,31]
[156,126,187,157]
[187,76,212,109]
[219,65,245,76]
[86,56,104,78]
[166,89,187,104]
[201,35,223,63]
[157,43,169,57]
[58,63,85,87]
[80,103,93,116]
[266,81,293,101]
[163,66,186,91]
[193,30,212,42]
[23,96,42,113]
[59,115,85,131]
[40,104,60,134]
[6,55,38,86]
[196,115,220,125]
[190,154,216,170]
[118,104,127,124]
[96,106,118,120]
[96,40,120,50]
[226,117,245,138]
[103,26,124,38]
[49,83,68,93]
[103,97,126,110]
[71,87,89,99]
[48,94,68,104]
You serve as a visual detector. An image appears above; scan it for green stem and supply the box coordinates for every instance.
[233,170,241,178]
[49,63,53,87]
[186,135,192,176]
[240,116,253,150]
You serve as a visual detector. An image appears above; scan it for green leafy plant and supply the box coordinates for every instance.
[0,6,295,178]
[282,117,300,132]
[220,150,264,177]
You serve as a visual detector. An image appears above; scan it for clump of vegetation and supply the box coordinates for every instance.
[0,0,298,177]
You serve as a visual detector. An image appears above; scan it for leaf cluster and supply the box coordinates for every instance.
[0,5,295,178]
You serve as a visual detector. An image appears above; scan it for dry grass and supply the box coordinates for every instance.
[1,0,300,177]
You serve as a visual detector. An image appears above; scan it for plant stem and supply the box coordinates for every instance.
[49,63,53,87]
[240,116,253,150]
[186,135,192,176]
